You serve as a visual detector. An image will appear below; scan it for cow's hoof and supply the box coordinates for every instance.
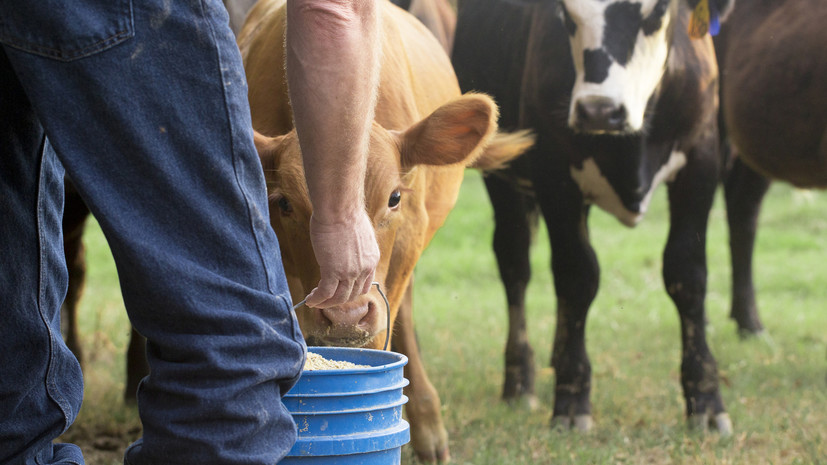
[413,446,450,463]
[410,424,450,463]
[730,307,765,338]
[550,414,593,432]
[688,412,733,436]
[504,393,539,411]
[736,327,765,339]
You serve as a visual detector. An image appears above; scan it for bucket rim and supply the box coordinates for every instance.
[284,378,409,399]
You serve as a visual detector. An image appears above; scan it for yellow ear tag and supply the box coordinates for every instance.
[688,0,711,39]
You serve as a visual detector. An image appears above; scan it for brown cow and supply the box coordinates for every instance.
[238,0,532,461]
[717,0,827,336]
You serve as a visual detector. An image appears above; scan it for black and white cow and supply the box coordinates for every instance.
[452,0,734,431]
[716,0,827,336]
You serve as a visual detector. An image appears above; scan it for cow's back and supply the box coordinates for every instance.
[237,0,292,136]
[374,2,460,130]
[408,0,456,53]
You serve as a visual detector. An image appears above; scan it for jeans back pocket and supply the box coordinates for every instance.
[0,0,133,61]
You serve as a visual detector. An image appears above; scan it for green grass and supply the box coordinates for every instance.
[61,170,826,464]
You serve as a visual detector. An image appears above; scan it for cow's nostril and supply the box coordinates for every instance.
[576,101,592,123]
[358,302,376,327]
[608,105,627,127]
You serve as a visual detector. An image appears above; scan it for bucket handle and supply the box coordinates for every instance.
[293,282,391,351]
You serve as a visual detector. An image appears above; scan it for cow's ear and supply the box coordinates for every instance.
[253,130,286,172]
[398,93,498,168]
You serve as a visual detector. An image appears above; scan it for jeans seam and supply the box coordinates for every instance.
[199,0,277,295]
[36,138,73,435]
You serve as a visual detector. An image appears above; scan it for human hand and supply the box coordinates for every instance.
[304,209,379,308]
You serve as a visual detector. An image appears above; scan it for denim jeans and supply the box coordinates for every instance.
[0,0,306,464]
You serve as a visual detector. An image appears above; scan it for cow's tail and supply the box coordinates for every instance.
[468,129,535,171]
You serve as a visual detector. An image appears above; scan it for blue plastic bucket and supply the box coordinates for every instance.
[279,347,410,464]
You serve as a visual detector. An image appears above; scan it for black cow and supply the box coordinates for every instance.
[717,0,827,336]
[452,0,734,431]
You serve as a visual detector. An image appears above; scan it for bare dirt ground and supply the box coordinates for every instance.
[58,407,141,465]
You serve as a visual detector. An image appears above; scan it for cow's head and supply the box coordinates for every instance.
[255,93,527,349]
[559,0,732,134]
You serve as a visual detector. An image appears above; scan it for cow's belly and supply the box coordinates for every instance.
[570,151,687,227]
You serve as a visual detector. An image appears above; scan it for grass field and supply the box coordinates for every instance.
[59,170,826,464]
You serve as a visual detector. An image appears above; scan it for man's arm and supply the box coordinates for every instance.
[285,0,381,308]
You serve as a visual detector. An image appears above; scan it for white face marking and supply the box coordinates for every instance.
[563,0,673,133]
[569,150,687,227]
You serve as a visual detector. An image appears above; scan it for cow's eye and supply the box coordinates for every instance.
[388,190,402,209]
[277,196,293,214]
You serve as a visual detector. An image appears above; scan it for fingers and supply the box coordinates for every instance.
[304,278,345,308]
[304,269,374,308]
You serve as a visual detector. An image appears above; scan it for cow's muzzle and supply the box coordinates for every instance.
[572,96,628,134]
[305,297,387,349]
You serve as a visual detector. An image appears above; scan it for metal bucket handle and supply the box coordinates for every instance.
[293,282,391,351]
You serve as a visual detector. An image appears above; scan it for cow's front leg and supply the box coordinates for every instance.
[544,198,599,431]
[394,280,449,462]
[61,181,90,370]
[723,156,770,336]
[484,173,539,406]
[665,163,731,434]
[125,329,148,402]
